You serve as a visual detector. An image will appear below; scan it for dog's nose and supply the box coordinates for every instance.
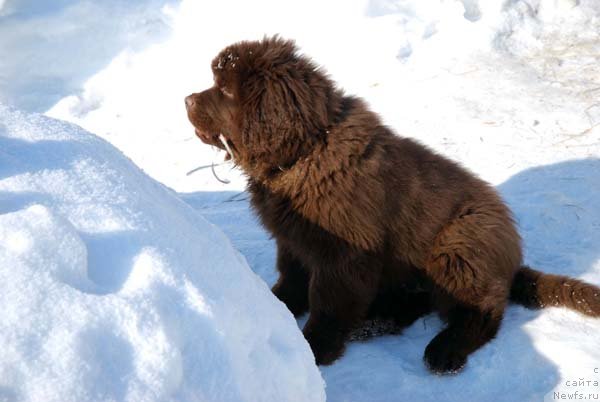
[185,95,196,109]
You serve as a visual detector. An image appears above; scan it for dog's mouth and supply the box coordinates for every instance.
[194,128,236,161]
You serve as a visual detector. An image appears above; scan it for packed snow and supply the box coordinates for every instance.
[1,0,600,401]
[0,106,325,402]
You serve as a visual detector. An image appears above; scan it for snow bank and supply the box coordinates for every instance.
[0,105,325,402]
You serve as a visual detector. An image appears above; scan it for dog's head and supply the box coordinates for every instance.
[185,36,341,176]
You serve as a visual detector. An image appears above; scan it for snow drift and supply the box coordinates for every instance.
[0,105,325,402]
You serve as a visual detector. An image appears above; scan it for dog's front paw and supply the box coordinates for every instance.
[302,320,347,365]
[423,335,467,374]
[272,281,309,317]
[305,332,346,365]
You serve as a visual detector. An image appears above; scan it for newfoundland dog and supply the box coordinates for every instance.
[185,36,600,374]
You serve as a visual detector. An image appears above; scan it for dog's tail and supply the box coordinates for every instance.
[510,266,600,317]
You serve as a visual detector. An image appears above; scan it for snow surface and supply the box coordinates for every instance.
[0,0,177,111]
[0,105,325,402]
[2,0,600,401]
[184,162,600,402]
[40,0,600,192]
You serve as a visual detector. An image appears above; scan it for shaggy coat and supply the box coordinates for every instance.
[185,36,600,373]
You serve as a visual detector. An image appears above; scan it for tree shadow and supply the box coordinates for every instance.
[182,158,600,401]
[498,158,600,281]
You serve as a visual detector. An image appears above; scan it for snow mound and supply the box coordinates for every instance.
[0,105,325,402]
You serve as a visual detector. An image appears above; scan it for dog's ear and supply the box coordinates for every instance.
[239,66,330,167]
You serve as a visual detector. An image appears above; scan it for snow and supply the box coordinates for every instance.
[0,106,325,402]
[183,164,600,401]
[1,0,600,401]
[0,0,177,111]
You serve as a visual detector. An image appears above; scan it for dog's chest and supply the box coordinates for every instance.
[248,157,385,252]
[248,180,355,262]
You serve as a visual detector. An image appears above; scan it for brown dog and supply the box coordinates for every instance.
[185,36,600,374]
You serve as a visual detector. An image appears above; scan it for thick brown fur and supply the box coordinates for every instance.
[185,36,600,374]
